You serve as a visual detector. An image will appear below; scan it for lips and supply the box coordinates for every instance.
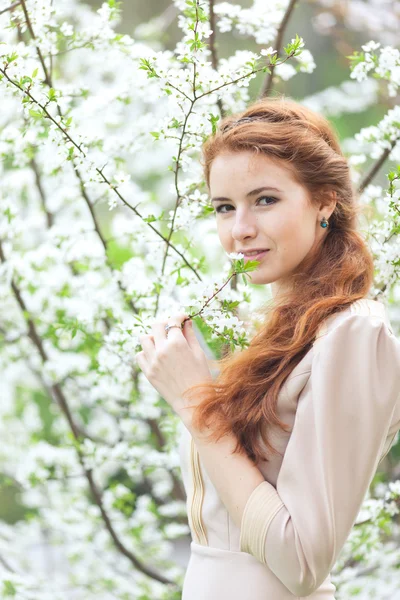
[243,249,270,262]
[239,249,269,255]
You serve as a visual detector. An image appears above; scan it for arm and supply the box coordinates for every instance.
[183,416,267,531]
[183,314,400,597]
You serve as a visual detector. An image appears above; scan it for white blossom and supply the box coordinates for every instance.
[0,0,399,597]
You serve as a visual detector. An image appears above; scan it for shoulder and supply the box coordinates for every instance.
[313,298,395,351]
[348,298,393,327]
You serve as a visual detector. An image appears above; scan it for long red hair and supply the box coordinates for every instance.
[183,95,374,465]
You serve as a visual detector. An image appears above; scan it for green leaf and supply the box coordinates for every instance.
[29,109,43,119]
[176,269,185,285]
[170,117,182,129]
[208,113,220,135]
[7,51,18,63]
[143,214,156,223]
[48,88,57,101]
[2,581,17,596]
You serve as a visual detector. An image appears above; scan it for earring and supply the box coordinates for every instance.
[320,216,329,228]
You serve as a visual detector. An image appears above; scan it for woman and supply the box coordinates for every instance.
[135,96,400,599]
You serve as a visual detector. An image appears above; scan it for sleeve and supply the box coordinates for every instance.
[239,314,400,597]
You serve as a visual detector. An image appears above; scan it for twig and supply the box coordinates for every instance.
[358,136,400,194]
[258,0,299,98]
[0,65,203,283]
[208,0,225,119]
[12,5,189,502]
[0,1,21,16]
[156,0,296,318]
[20,0,51,87]
[0,240,177,588]
[30,157,54,228]
[0,552,16,573]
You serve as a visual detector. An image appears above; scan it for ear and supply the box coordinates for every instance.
[323,190,337,218]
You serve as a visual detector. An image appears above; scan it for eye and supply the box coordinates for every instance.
[215,196,278,214]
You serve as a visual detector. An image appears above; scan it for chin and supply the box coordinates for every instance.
[245,269,273,286]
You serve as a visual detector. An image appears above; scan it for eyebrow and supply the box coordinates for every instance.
[211,186,282,203]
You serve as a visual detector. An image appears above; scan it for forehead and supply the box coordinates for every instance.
[209,151,296,191]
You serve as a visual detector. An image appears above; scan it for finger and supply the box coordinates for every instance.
[181,317,200,351]
[163,314,188,343]
[139,334,155,359]
[135,351,147,373]
[151,320,171,349]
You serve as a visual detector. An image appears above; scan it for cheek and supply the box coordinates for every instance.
[271,212,314,251]
[265,213,295,244]
[216,221,229,244]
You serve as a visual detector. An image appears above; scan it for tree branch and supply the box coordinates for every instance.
[0,1,21,16]
[358,136,400,195]
[208,0,225,119]
[155,1,294,317]
[19,0,52,87]
[19,72,188,505]
[0,240,178,588]
[0,552,16,573]
[258,0,299,98]
[0,65,203,283]
[30,157,54,228]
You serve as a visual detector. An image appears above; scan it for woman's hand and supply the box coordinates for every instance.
[134,313,214,422]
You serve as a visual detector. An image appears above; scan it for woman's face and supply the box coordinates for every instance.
[209,151,333,297]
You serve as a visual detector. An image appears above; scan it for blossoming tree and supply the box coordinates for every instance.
[0,0,399,598]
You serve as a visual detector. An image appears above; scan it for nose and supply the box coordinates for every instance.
[231,208,258,242]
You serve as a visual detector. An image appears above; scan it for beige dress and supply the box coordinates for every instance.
[178,298,400,599]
